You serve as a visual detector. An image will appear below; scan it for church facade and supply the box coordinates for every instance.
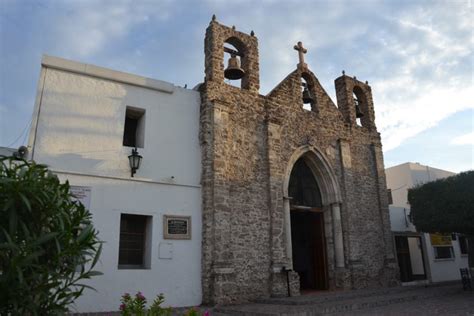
[26,18,398,312]
[199,19,398,304]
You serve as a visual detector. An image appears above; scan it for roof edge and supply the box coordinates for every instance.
[41,55,175,94]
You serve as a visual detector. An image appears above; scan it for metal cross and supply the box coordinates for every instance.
[294,41,307,66]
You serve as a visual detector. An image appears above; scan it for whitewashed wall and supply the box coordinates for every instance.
[424,233,469,282]
[28,56,202,312]
[389,206,416,232]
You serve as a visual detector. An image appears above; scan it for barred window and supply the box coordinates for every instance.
[459,235,468,255]
[118,214,151,269]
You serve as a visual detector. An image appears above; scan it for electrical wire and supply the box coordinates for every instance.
[5,116,33,148]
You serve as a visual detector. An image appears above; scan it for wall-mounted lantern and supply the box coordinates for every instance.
[13,146,28,159]
[128,147,142,177]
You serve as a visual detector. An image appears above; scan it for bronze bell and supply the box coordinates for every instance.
[302,86,314,104]
[355,101,364,118]
[224,54,245,80]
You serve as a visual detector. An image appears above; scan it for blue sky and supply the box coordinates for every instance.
[0,0,472,172]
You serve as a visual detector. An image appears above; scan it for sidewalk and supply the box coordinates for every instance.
[213,282,474,315]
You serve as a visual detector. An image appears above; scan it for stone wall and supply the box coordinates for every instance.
[200,18,398,305]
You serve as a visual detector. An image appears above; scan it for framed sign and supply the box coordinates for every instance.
[430,233,452,246]
[163,215,191,240]
[70,186,92,210]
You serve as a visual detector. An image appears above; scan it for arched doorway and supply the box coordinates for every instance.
[289,157,329,290]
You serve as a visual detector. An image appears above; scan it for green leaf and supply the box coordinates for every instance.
[31,232,58,247]
[91,243,102,269]
[76,224,93,243]
[84,270,103,277]
[74,283,98,291]
[22,250,45,263]
[18,192,32,212]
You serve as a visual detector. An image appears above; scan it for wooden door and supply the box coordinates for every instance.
[291,210,328,290]
[312,212,328,290]
[395,236,412,282]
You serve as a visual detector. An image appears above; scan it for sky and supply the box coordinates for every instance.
[0,0,472,172]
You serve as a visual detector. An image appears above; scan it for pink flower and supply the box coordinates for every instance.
[123,292,130,299]
[119,304,125,311]
[136,291,145,300]
[204,311,210,316]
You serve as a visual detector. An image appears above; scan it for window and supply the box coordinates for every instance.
[430,233,454,259]
[118,214,152,269]
[459,235,468,255]
[123,107,145,148]
[433,246,454,259]
[387,189,393,205]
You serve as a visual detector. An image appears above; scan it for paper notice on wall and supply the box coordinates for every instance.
[70,186,92,210]
[430,233,452,246]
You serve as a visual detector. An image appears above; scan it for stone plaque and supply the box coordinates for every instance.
[163,215,191,240]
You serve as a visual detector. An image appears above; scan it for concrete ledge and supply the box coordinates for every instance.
[41,55,175,94]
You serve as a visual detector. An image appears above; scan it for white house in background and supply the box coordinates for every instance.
[386,162,469,284]
[0,146,15,157]
[27,55,202,313]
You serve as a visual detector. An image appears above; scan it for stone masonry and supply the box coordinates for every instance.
[199,18,399,305]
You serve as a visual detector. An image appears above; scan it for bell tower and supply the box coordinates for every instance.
[335,73,376,130]
[204,15,260,93]
[200,16,267,305]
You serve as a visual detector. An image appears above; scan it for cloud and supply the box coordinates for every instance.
[451,131,474,146]
[0,0,472,156]
[372,2,473,151]
[377,86,473,150]
[51,0,173,58]
[207,1,472,153]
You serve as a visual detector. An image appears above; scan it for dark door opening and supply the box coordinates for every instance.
[291,210,328,290]
[395,235,427,282]
[289,158,328,291]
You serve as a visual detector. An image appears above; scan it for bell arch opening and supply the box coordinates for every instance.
[223,37,247,89]
[301,72,317,112]
[353,86,366,127]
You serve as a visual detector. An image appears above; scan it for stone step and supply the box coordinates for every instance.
[213,284,460,316]
[257,284,430,306]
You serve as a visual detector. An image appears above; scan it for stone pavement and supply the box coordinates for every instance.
[213,282,474,315]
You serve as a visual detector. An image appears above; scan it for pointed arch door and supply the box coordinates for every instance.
[289,158,329,290]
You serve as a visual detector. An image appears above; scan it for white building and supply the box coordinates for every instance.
[386,162,469,284]
[27,55,202,312]
[0,146,16,157]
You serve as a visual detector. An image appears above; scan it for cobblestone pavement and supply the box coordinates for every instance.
[338,290,474,316]
[214,283,474,315]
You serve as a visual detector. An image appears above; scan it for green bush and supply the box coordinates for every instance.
[120,292,172,316]
[0,157,102,315]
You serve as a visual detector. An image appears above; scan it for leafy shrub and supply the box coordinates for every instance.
[184,308,210,316]
[119,292,210,316]
[120,292,172,316]
[0,157,102,315]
